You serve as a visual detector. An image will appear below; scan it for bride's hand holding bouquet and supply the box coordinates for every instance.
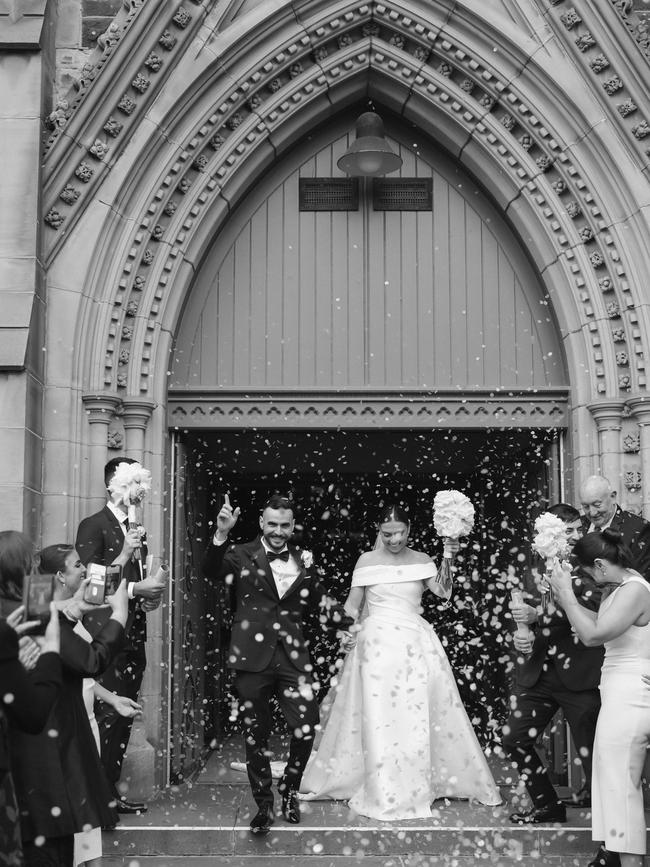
[532,512,571,608]
[433,490,474,597]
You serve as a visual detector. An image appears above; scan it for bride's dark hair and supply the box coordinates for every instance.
[573,528,634,569]
[378,504,410,526]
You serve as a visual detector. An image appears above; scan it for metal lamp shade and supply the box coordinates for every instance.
[337,112,403,177]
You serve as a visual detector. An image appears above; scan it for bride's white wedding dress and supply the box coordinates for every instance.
[300,563,501,820]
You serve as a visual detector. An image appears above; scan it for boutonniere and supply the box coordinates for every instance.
[300,550,313,569]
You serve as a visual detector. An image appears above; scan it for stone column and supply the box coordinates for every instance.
[81,393,121,502]
[587,400,626,487]
[626,397,650,521]
[121,398,156,459]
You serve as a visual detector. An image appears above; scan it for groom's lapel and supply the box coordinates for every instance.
[249,539,279,599]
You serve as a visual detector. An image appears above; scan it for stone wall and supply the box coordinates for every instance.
[55,0,121,102]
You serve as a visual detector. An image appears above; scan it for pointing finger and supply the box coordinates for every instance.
[224,493,230,507]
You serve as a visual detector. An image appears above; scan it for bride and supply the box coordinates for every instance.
[300,504,501,820]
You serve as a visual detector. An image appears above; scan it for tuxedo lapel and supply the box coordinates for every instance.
[281,547,307,599]
[249,540,280,600]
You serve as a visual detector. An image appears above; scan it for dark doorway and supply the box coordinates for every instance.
[169,427,563,783]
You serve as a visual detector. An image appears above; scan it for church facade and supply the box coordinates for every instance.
[3,0,650,791]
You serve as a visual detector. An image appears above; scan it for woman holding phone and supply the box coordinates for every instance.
[7,546,129,867]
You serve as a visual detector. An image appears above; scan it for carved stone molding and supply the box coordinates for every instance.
[587,399,626,431]
[167,389,569,430]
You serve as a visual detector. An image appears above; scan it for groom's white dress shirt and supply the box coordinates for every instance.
[261,540,300,599]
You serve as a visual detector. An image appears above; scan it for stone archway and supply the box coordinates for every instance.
[36,0,650,783]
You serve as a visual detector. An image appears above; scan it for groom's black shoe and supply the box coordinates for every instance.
[560,786,591,808]
[587,845,621,867]
[281,788,301,824]
[249,804,274,835]
[509,802,566,824]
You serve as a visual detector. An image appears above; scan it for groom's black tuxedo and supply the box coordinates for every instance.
[202,537,333,673]
[202,535,348,809]
[76,505,148,786]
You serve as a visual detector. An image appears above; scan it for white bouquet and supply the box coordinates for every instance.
[432,490,475,598]
[532,512,568,561]
[108,461,152,506]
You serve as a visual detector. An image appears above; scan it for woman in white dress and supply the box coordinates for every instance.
[300,505,501,820]
[549,528,650,867]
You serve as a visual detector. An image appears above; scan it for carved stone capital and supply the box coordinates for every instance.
[587,399,626,431]
[626,396,650,425]
[82,392,122,425]
[121,398,156,431]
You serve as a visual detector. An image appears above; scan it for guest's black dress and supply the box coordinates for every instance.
[9,615,124,851]
[0,620,62,866]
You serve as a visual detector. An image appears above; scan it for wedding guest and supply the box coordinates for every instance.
[202,494,351,835]
[580,475,650,578]
[39,543,142,866]
[9,569,128,866]
[300,504,501,820]
[76,457,165,814]
[504,503,604,824]
[1,529,62,867]
[549,529,650,867]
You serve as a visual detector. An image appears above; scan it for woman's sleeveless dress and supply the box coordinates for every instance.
[300,563,501,820]
[591,573,650,855]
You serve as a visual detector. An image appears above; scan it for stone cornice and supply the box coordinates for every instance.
[167,388,569,428]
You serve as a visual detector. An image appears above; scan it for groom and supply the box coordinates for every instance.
[202,493,350,835]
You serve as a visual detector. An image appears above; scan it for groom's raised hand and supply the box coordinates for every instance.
[213,493,241,544]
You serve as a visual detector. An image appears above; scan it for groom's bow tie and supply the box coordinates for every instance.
[267,549,290,563]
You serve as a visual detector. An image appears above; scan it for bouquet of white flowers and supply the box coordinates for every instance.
[532,512,569,607]
[108,461,152,506]
[432,490,475,597]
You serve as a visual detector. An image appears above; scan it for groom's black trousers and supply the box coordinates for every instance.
[502,664,600,807]
[234,643,320,807]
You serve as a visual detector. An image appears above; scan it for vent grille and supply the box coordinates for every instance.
[299,178,359,211]
[373,178,433,211]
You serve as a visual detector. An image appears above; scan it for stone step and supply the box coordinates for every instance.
[102,857,588,867]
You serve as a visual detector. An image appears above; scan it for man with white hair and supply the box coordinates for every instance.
[579,475,650,579]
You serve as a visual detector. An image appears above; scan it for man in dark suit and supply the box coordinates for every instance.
[580,475,650,578]
[503,503,604,825]
[75,457,166,814]
[202,493,350,835]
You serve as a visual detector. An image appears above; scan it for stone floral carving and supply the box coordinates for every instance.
[560,9,582,28]
[159,30,177,50]
[177,178,191,194]
[126,300,139,316]
[501,114,515,130]
[579,226,594,242]
[461,78,474,93]
[289,62,303,78]
[142,249,154,265]
[618,99,638,117]
[575,33,596,51]
[589,54,610,73]
[116,372,128,387]
[173,7,192,28]
[599,277,613,292]
[44,209,65,229]
[624,470,641,490]
[413,45,429,62]
[122,325,134,340]
[103,117,123,137]
[210,134,225,150]
[390,34,405,49]
[607,300,621,317]
[590,251,605,268]
[88,140,109,159]
[536,155,553,171]
[118,95,137,115]
[248,93,263,110]
[616,350,629,365]
[226,113,242,130]
[151,225,164,241]
[131,73,150,94]
[552,179,567,194]
[144,52,163,72]
[603,76,624,94]
[133,276,145,290]
[119,349,130,364]
[268,78,282,93]
[612,327,626,341]
[479,93,494,109]
[75,162,94,182]
[164,200,177,216]
[46,99,70,130]
[619,373,632,390]
[566,201,582,218]
[337,33,353,48]
[97,22,120,53]
[623,431,641,453]
[193,154,209,170]
[313,46,328,61]
[632,121,650,139]
[519,133,533,150]
[362,22,380,36]
[107,429,124,449]
[59,185,81,205]
[438,62,453,77]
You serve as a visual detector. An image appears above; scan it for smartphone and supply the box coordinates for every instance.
[23,573,55,631]
[104,564,122,597]
[84,563,122,605]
